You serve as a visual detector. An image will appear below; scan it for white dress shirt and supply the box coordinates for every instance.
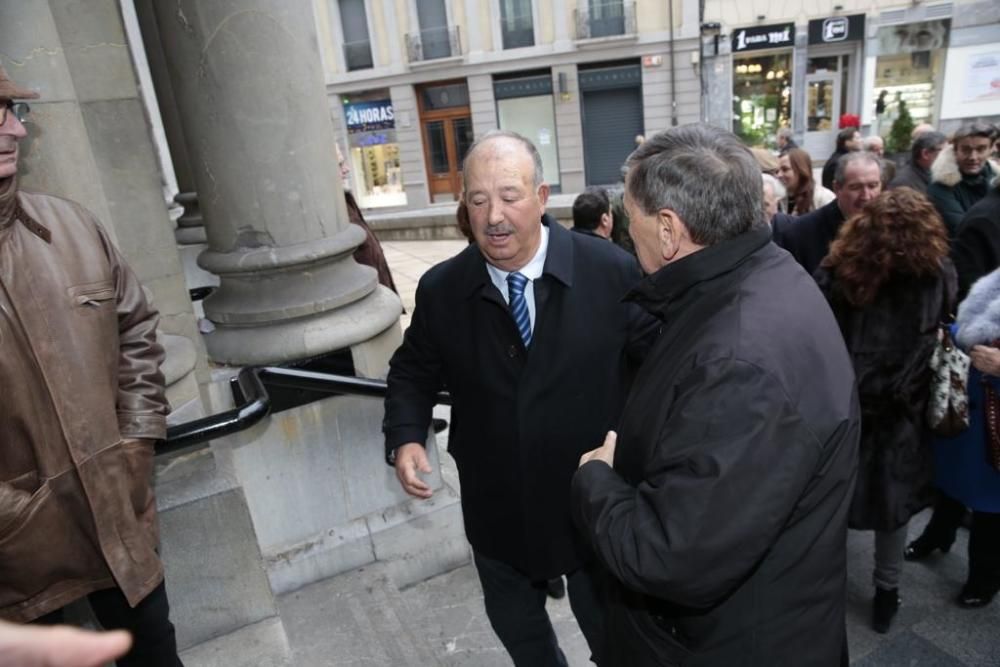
[484,224,549,334]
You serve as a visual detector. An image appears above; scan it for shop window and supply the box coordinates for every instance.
[338,0,373,71]
[873,20,950,129]
[501,0,534,49]
[342,95,407,208]
[732,53,792,146]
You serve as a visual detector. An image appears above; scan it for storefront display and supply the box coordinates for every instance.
[732,53,792,146]
[873,20,950,130]
[342,95,407,208]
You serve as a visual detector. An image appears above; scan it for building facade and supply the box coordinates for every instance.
[701,0,1000,159]
[316,0,703,210]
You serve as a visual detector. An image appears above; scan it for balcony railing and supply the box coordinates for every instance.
[501,13,534,49]
[574,1,636,40]
[343,39,373,71]
[405,25,461,62]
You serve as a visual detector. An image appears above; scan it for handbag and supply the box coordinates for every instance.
[926,324,971,437]
[982,378,1000,472]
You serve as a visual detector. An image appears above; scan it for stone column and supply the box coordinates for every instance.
[130,0,217,297]
[0,0,206,416]
[152,0,402,367]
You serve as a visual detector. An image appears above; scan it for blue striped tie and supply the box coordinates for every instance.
[507,272,532,348]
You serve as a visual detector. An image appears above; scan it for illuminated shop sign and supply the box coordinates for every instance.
[732,23,795,53]
[344,100,395,132]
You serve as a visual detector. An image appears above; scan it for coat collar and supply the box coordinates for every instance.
[0,179,51,243]
[461,213,572,299]
[627,224,772,316]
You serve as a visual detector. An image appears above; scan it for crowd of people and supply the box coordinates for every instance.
[3,52,1000,666]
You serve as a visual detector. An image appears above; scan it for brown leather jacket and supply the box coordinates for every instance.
[0,188,168,622]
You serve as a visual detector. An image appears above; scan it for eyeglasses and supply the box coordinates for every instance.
[0,102,31,126]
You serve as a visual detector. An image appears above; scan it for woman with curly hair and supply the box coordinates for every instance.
[815,187,957,633]
[777,147,835,215]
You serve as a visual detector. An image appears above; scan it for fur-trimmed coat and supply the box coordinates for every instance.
[952,185,1000,300]
[956,265,1000,350]
[926,145,999,236]
[816,260,957,531]
[935,266,1000,512]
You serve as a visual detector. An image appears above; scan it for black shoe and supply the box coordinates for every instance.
[546,577,566,600]
[903,533,953,561]
[872,587,900,634]
[957,584,999,608]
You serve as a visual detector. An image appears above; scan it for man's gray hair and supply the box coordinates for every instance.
[776,127,794,142]
[833,151,882,186]
[762,173,786,201]
[911,130,946,161]
[625,123,766,245]
[462,129,545,193]
[862,135,884,151]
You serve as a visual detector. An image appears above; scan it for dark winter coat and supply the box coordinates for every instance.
[889,162,931,194]
[952,186,1000,300]
[926,145,998,236]
[816,262,957,531]
[384,217,656,579]
[822,149,847,191]
[572,225,860,666]
[772,199,845,277]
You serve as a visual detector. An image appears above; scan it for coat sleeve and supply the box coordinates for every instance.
[571,358,823,609]
[98,225,168,441]
[927,183,965,237]
[383,277,444,462]
[951,215,997,301]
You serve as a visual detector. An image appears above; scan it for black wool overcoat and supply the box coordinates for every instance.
[384,216,655,579]
[572,226,860,666]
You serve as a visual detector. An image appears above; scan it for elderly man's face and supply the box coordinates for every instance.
[955,136,993,176]
[623,187,665,275]
[464,137,548,272]
[0,100,28,180]
[867,137,884,157]
[835,161,882,219]
[762,182,779,219]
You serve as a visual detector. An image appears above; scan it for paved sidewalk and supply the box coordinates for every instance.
[383,239,1000,666]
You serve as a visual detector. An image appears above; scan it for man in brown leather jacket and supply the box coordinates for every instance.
[0,66,182,666]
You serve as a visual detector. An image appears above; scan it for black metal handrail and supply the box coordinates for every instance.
[161,367,270,455]
[158,367,450,456]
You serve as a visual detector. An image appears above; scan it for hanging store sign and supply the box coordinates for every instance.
[808,14,865,45]
[344,99,395,132]
[731,23,795,53]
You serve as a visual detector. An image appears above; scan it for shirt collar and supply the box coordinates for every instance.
[485,222,549,288]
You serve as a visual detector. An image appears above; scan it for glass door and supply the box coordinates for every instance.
[804,70,842,159]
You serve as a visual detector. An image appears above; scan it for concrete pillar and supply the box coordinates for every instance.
[0,0,205,415]
[130,0,217,302]
[552,64,585,193]
[151,0,402,367]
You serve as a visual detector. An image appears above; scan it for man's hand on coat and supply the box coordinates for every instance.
[394,442,434,499]
[578,431,617,468]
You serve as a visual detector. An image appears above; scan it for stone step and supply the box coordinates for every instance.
[277,562,443,666]
[180,617,293,667]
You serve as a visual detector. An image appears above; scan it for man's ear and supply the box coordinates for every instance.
[658,209,685,263]
[537,183,551,209]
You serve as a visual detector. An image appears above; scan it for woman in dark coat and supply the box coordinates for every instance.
[816,187,956,633]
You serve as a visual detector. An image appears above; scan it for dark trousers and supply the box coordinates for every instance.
[924,493,1000,591]
[35,581,183,667]
[473,550,606,666]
